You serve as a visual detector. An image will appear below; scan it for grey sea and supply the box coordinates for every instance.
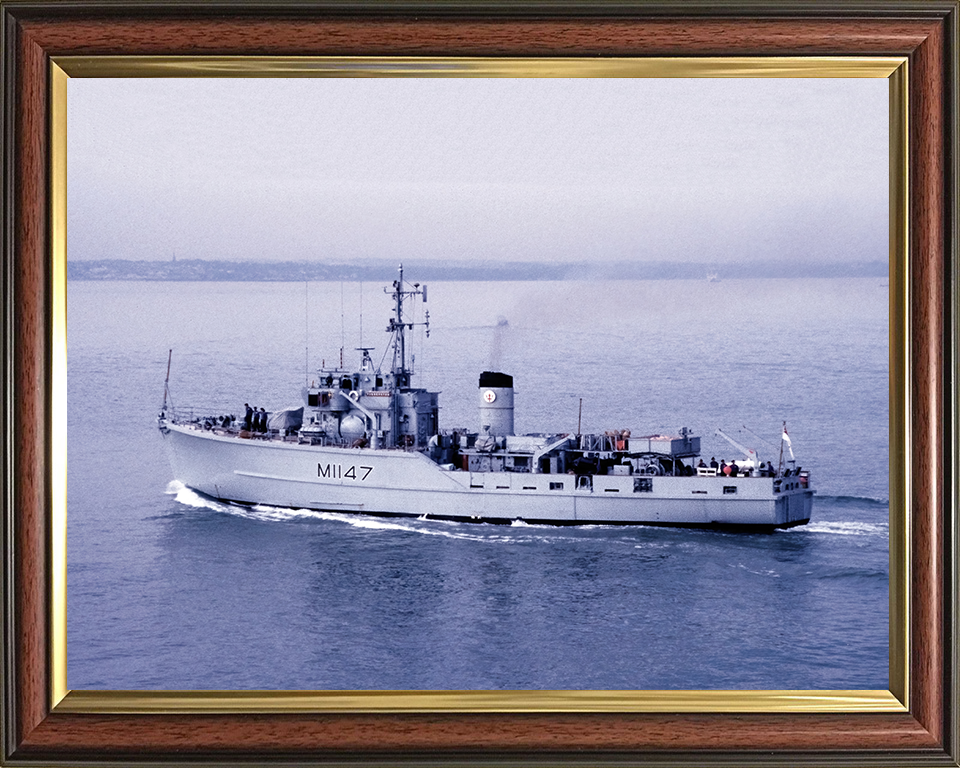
[68,277,889,690]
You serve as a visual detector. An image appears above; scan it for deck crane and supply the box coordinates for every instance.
[714,428,760,468]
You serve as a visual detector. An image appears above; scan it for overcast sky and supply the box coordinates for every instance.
[67,77,888,264]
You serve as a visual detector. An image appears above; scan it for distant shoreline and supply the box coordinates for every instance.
[68,259,888,282]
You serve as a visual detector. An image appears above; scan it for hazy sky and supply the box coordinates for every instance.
[67,77,888,264]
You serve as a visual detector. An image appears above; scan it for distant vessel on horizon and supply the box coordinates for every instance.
[158,266,813,530]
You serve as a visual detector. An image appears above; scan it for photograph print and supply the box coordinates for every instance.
[66,74,889,691]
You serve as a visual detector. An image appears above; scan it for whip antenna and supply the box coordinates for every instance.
[305,281,309,386]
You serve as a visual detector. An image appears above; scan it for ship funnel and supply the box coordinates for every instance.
[478,371,514,436]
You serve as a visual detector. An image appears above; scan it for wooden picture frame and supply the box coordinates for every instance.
[2,2,957,765]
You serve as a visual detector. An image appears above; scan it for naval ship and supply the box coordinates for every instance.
[158,267,813,530]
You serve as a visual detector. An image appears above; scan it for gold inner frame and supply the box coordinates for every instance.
[49,55,910,714]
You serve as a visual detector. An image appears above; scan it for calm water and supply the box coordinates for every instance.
[67,277,889,690]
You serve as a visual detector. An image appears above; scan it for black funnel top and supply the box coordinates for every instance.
[479,371,513,389]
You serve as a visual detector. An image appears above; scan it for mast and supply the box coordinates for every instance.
[778,420,785,476]
[395,264,405,374]
[385,263,429,388]
[161,349,172,413]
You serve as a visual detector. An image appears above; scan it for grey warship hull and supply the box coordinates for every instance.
[161,422,813,529]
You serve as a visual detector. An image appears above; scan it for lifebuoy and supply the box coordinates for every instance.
[348,390,360,402]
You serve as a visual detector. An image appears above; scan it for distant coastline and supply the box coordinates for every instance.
[67,258,888,282]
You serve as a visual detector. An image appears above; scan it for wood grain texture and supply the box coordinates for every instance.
[3,4,956,765]
[12,18,50,748]
[16,16,943,57]
[908,15,947,749]
[14,712,943,755]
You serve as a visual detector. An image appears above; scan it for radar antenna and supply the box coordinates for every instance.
[355,346,376,372]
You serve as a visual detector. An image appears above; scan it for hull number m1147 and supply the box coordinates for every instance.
[318,463,374,481]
